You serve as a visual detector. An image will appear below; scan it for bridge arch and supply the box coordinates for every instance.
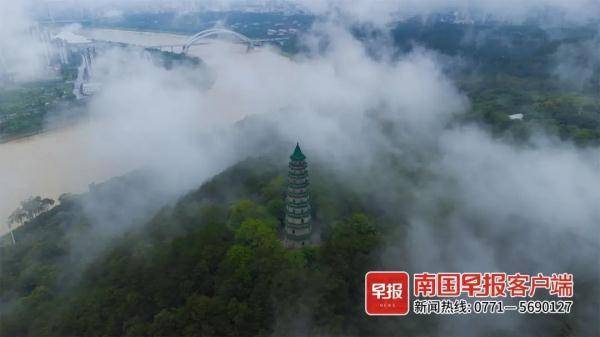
[182,28,254,53]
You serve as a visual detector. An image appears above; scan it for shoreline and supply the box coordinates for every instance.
[0,115,89,145]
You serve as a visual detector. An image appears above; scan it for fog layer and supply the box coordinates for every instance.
[0,3,598,334]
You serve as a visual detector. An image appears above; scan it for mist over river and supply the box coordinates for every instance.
[0,120,138,235]
[81,28,249,61]
[0,28,249,235]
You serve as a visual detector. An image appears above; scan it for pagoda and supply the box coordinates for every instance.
[285,143,312,248]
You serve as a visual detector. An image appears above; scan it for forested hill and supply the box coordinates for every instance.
[0,156,407,336]
[1,147,592,336]
[386,21,600,146]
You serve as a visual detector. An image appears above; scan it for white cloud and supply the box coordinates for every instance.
[0,0,48,82]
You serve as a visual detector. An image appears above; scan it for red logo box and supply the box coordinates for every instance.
[365,271,410,316]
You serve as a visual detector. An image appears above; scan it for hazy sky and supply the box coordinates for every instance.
[0,1,48,81]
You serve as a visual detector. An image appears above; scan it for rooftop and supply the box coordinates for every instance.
[290,143,306,161]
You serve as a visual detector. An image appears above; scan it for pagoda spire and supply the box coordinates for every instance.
[290,143,306,161]
[284,142,311,248]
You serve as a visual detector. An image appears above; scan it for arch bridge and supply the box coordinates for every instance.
[182,28,256,54]
[150,28,288,54]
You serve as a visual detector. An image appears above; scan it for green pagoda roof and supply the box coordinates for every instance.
[290,143,306,161]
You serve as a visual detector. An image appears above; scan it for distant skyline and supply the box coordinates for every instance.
[32,0,600,26]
